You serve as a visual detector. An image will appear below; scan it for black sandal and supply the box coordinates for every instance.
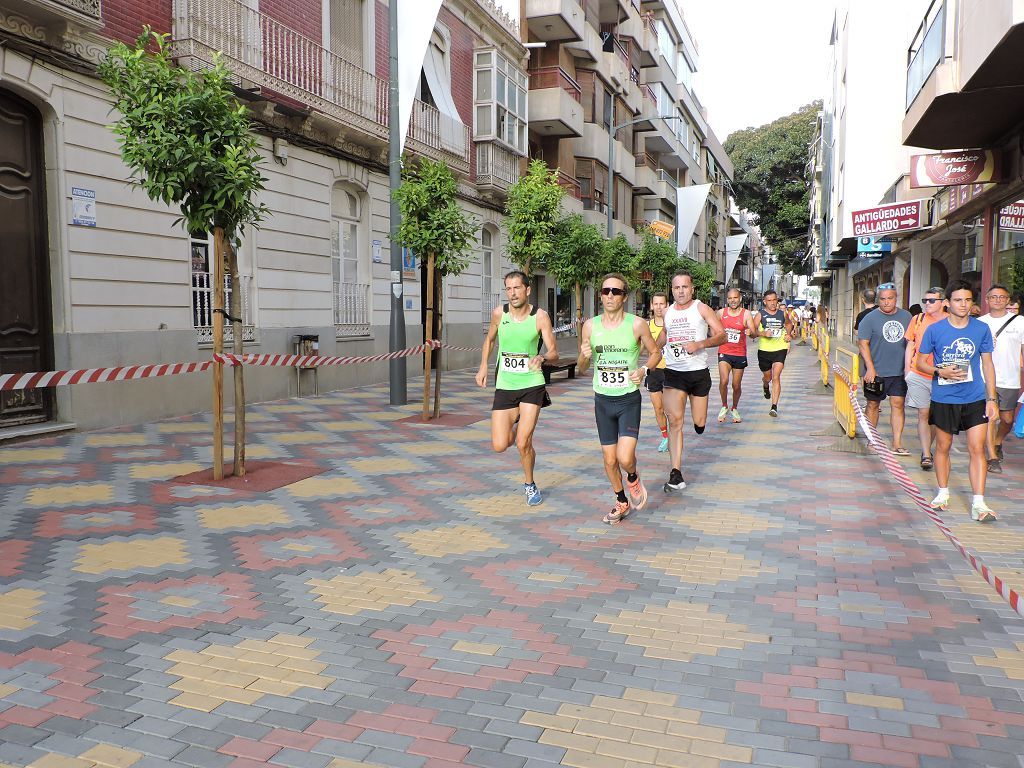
[920,455,933,470]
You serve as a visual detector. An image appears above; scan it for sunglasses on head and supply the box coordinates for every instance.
[601,287,627,296]
[921,298,942,304]
[878,283,895,290]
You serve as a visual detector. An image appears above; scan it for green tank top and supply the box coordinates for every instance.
[591,314,640,396]
[495,305,545,390]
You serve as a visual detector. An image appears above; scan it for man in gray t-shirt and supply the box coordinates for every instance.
[857,284,913,454]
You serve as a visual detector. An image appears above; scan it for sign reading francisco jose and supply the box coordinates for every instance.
[851,200,930,237]
[910,149,1001,188]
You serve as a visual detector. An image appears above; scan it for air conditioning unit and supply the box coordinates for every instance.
[962,257,978,272]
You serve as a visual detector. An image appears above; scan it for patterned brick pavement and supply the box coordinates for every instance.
[1,344,1024,768]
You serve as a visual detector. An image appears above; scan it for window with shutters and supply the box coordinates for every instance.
[329,0,364,66]
[332,184,370,337]
[576,159,608,213]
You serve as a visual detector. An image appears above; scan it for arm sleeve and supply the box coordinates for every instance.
[918,326,934,356]
[980,325,994,354]
[857,313,872,341]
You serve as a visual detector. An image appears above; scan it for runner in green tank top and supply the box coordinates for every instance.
[477,271,558,506]
[578,273,662,524]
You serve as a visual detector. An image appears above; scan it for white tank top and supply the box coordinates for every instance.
[663,300,710,371]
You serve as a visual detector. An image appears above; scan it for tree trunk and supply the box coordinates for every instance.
[212,227,226,480]
[227,243,246,478]
[574,282,582,353]
[432,281,443,419]
[421,252,436,422]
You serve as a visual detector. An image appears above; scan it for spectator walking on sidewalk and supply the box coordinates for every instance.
[854,288,877,333]
[917,280,999,523]
[978,284,1024,473]
[903,286,946,470]
[858,283,913,455]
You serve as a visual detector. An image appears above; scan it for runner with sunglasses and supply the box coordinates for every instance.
[660,271,726,493]
[578,274,662,523]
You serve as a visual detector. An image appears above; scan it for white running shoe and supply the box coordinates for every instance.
[717,406,729,423]
[930,490,950,510]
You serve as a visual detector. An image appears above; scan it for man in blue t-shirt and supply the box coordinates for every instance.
[917,280,999,522]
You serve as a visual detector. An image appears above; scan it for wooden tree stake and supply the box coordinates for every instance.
[212,226,226,480]
[421,252,436,422]
[227,242,246,478]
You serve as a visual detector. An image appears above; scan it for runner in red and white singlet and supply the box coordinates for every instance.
[716,289,757,423]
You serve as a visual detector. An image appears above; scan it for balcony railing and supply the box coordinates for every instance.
[657,169,676,186]
[171,0,469,170]
[192,273,255,345]
[557,170,582,200]
[528,66,582,102]
[906,0,946,110]
[476,143,521,191]
[334,282,370,337]
[634,152,657,170]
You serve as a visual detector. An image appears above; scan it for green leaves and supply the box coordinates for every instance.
[724,101,820,275]
[505,159,565,274]
[393,157,476,278]
[98,27,269,239]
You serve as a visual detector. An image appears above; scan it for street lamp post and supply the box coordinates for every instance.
[386,0,406,405]
[607,114,678,238]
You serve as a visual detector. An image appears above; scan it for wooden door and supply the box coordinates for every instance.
[0,90,52,426]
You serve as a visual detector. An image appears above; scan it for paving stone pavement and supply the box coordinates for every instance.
[1,344,1024,768]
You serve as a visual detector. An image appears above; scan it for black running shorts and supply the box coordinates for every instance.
[594,390,642,445]
[664,368,713,397]
[644,367,665,393]
[492,385,551,411]
[928,399,988,435]
[757,349,788,372]
[718,354,748,370]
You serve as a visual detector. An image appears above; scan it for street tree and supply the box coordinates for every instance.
[724,101,820,275]
[98,27,270,480]
[545,215,605,347]
[601,233,640,292]
[636,232,681,295]
[393,157,476,421]
[506,159,565,275]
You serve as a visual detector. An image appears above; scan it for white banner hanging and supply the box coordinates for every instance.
[398,0,444,154]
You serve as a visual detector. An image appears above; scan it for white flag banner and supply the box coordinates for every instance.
[398,0,444,154]
[725,233,748,285]
[675,184,712,254]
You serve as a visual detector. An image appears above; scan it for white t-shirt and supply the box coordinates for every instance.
[978,313,1024,389]
[662,300,710,372]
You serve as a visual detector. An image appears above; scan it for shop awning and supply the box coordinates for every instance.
[675,183,712,253]
[725,233,748,285]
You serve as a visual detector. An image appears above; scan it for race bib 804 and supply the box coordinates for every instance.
[500,353,530,372]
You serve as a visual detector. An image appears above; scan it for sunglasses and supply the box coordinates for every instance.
[878,283,895,290]
[921,298,942,304]
[601,287,627,296]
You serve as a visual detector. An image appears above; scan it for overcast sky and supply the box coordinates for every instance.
[683,1,837,142]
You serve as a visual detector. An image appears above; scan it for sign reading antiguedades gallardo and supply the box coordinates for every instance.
[851,200,930,237]
[999,201,1024,232]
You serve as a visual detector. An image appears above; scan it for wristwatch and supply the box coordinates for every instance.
[986,397,998,402]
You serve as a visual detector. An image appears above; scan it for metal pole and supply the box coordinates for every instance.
[388,0,407,405]
[607,121,615,237]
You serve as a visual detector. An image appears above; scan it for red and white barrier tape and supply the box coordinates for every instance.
[0,362,214,392]
[831,363,1024,618]
[215,340,443,369]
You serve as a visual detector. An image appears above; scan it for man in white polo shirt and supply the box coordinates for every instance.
[978,283,1024,474]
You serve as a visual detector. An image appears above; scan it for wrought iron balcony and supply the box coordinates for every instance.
[170,0,470,172]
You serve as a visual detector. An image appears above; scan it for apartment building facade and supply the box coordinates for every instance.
[811,0,1024,339]
[522,0,736,312]
[0,0,528,431]
[0,0,734,432]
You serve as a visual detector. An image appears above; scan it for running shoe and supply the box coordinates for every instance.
[524,482,542,506]
[731,408,742,423]
[657,436,669,452]
[971,500,997,523]
[663,468,686,492]
[769,405,778,418]
[603,500,631,525]
[987,458,1003,474]
[717,406,729,423]
[626,475,648,510]
[763,382,771,399]
[930,490,950,510]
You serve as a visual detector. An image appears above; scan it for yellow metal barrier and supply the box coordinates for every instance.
[810,324,819,351]
[832,345,859,438]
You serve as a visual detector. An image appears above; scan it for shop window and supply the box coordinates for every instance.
[995,199,1024,295]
